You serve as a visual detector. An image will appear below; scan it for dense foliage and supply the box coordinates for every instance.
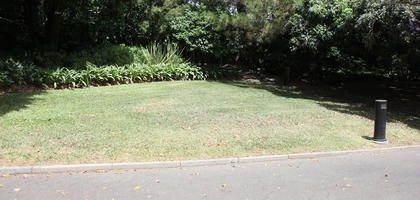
[286,0,420,80]
[1,0,419,87]
[0,57,207,88]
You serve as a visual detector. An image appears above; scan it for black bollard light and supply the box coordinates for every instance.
[374,99,388,144]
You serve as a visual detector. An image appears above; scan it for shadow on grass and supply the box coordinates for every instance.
[0,91,45,117]
[222,80,420,132]
[362,136,374,141]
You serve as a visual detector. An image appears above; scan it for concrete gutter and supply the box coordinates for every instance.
[1,145,419,175]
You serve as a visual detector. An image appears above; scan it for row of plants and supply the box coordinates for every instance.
[0,42,242,89]
[0,58,208,88]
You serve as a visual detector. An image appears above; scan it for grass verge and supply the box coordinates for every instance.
[0,81,419,166]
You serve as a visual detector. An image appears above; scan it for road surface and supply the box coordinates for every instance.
[1,150,420,200]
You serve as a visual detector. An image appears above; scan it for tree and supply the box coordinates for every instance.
[169,5,219,62]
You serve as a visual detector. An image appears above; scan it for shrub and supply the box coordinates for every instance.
[27,43,187,70]
[0,60,208,88]
[138,43,186,66]
[30,44,136,69]
[46,63,207,88]
[0,58,37,85]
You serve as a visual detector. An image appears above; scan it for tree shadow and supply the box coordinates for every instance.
[221,79,420,132]
[0,91,45,117]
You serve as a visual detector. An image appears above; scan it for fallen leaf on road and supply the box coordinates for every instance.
[14,188,20,192]
[0,184,4,188]
[345,184,351,187]
[272,173,277,176]
[56,189,61,193]
[0,174,9,178]
[277,186,281,190]
[135,186,141,190]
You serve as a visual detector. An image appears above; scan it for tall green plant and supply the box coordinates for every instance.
[139,42,186,65]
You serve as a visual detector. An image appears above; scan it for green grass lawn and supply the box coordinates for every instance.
[0,81,419,166]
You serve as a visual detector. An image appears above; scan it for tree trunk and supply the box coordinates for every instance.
[284,66,290,86]
[192,50,196,64]
[24,0,41,47]
[45,0,61,50]
[235,0,246,65]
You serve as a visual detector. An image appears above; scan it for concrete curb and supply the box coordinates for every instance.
[113,161,181,170]
[1,145,419,175]
[239,155,288,163]
[181,158,239,167]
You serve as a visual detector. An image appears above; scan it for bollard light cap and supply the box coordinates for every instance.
[375,99,387,103]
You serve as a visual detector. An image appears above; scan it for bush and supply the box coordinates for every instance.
[169,5,218,55]
[27,43,188,70]
[30,44,137,69]
[0,58,37,85]
[0,59,208,88]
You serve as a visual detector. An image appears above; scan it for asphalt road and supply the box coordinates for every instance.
[1,150,420,200]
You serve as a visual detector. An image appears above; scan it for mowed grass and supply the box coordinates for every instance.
[0,81,419,165]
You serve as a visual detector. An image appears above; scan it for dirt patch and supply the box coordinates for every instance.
[0,85,48,95]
